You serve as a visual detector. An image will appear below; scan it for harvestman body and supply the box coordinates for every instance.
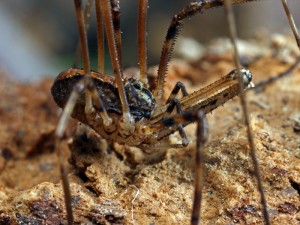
[51,68,252,147]
[51,0,299,224]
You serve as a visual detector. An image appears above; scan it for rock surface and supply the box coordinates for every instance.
[0,36,299,224]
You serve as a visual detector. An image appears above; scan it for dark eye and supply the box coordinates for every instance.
[134,82,142,90]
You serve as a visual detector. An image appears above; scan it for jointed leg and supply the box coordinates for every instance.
[163,98,189,147]
[55,83,84,225]
[166,81,188,104]
[99,0,132,121]
[55,75,111,224]
[154,0,257,100]
[154,0,299,100]
[224,0,270,224]
[60,1,94,223]
[148,82,189,146]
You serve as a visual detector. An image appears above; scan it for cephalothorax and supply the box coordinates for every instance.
[51,0,299,225]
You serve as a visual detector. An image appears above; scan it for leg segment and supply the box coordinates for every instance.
[95,0,105,73]
[191,111,208,225]
[73,0,92,68]
[138,0,149,84]
[150,81,189,147]
[111,0,123,68]
[281,0,300,49]
[74,0,91,74]
[166,81,188,104]
[163,98,189,147]
[147,110,205,148]
[99,0,131,118]
[95,0,122,73]
[253,56,300,91]
[73,0,94,130]
[84,78,112,126]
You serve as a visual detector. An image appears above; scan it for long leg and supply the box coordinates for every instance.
[281,0,300,49]
[74,0,91,74]
[111,0,123,68]
[95,0,122,73]
[58,1,93,223]
[192,112,208,225]
[95,0,105,73]
[99,0,133,124]
[154,0,299,100]
[54,75,111,224]
[60,1,112,223]
[149,110,208,224]
[154,0,239,100]
[160,111,208,225]
[253,55,300,91]
[73,0,92,69]
[224,0,270,224]
[138,0,149,84]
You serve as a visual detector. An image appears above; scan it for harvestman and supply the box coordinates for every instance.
[50,0,299,224]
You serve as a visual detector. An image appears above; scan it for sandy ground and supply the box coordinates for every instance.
[0,35,299,224]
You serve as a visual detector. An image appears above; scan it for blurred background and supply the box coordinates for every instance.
[0,0,299,81]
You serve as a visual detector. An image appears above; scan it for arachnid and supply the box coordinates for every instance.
[50,1,299,225]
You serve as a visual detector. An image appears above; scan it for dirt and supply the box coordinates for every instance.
[0,35,300,225]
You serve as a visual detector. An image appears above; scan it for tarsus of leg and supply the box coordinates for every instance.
[281,0,300,49]
[253,56,300,91]
[224,1,271,225]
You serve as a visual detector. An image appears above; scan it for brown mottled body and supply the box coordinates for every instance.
[52,68,252,147]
